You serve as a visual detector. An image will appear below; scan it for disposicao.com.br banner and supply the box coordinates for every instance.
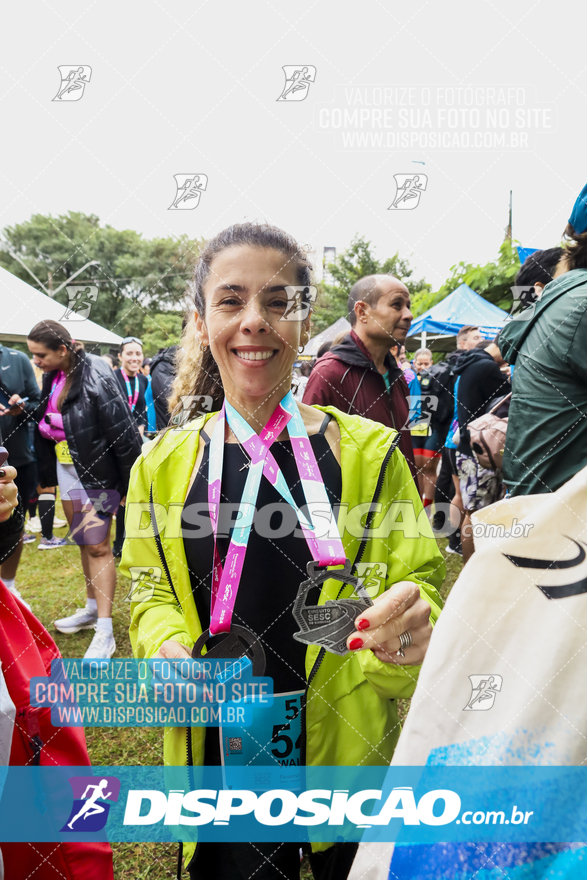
[0,766,586,843]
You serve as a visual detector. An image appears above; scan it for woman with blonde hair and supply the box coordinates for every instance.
[121,222,444,879]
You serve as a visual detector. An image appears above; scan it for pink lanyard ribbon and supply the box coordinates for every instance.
[121,370,139,412]
[207,392,346,634]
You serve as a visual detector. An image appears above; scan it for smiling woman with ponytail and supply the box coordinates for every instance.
[121,221,444,880]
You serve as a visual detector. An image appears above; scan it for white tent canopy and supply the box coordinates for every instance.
[303,316,351,357]
[0,266,122,347]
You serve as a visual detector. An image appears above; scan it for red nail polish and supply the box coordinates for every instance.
[356,618,370,631]
[349,638,363,651]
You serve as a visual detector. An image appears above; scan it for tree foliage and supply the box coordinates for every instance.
[141,312,184,357]
[312,235,431,332]
[0,211,201,345]
[416,239,522,316]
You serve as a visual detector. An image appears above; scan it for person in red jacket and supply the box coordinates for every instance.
[303,274,417,479]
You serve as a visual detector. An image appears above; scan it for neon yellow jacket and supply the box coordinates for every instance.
[120,406,445,865]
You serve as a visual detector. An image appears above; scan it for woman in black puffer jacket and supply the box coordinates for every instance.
[27,320,142,660]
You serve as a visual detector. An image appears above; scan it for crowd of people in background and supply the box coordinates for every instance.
[0,182,586,662]
[1,184,587,657]
[0,184,587,878]
[0,326,177,657]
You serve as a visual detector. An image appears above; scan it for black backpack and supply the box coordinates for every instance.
[419,359,458,434]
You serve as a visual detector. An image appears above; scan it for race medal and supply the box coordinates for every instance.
[292,559,374,656]
[192,624,266,677]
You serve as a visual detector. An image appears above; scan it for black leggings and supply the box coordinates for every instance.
[434,447,456,507]
[188,841,358,880]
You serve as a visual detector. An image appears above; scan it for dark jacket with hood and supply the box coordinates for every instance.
[0,345,41,468]
[454,347,511,458]
[32,350,142,495]
[150,346,178,432]
[302,330,416,478]
[499,268,587,496]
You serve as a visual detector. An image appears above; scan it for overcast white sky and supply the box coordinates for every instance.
[1,0,585,292]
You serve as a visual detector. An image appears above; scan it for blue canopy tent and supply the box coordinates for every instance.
[406,283,509,351]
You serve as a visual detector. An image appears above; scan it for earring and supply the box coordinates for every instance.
[298,345,305,354]
[199,341,209,352]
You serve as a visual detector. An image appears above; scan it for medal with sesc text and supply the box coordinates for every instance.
[292,559,373,655]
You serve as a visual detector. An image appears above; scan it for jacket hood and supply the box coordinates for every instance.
[445,349,465,365]
[499,268,587,365]
[453,347,494,375]
[329,331,402,380]
[151,345,178,370]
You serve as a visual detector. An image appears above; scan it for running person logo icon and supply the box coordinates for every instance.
[52,66,92,102]
[61,285,98,320]
[277,66,316,102]
[463,674,503,711]
[354,562,388,599]
[65,489,120,546]
[168,174,208,210]
[61,776,120,832]
[388,173,428,210]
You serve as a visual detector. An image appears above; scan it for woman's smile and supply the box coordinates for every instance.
[232,346,279,363]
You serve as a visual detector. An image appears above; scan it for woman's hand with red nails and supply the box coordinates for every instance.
[346,580,432,665]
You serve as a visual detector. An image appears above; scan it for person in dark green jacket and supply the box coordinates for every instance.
[500,193,587,496]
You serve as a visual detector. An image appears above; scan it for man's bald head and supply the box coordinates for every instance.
[348,274,404,326]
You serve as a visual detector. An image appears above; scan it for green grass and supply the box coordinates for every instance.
[16,513,461,878]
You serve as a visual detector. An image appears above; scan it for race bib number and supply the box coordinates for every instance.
[220,690,303,788]
[55,441,73,464]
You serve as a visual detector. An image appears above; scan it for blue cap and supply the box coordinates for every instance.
[569,183,587,234]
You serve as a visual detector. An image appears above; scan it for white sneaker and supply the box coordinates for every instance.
[54,606,98,634]
[53,516,67,528]
[38,537,68,550]
[25,516,42,533]
[84,629,116,659]
[7,585,32,612]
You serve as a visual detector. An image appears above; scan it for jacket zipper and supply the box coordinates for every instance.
[150,484,181,608]
[150,484,195,878]
[299,433,402,765]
